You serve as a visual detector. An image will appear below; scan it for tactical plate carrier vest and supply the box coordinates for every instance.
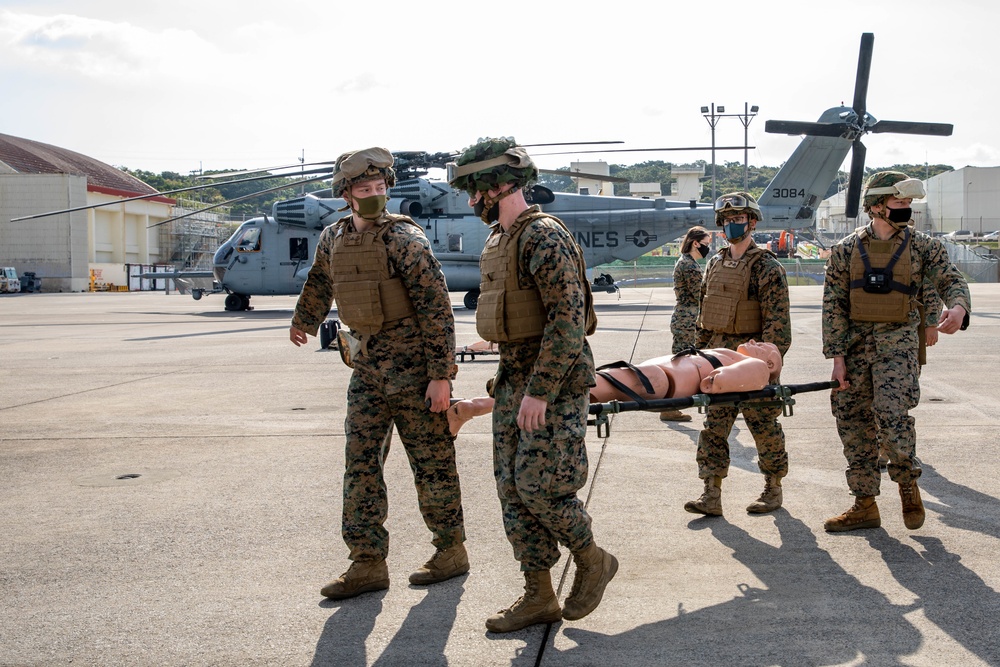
[477,210,597,343]
[848,227,914,323]
[329,214,418,335]
[698,245,767,334]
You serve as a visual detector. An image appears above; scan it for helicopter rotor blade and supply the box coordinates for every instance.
[10,167,333,222]
[765,120,850,137]
[521,141,625,148]
[147,173,332,228]
[532,145,754,156]
[853,33,875,122]
[197,161,337,179]
[538,168,629,183]
[845,139,867,219]
[870,120,954,136]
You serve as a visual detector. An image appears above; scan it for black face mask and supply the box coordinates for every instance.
[887,207,912,227]
[474,199,500,224]
[694,242,710,259]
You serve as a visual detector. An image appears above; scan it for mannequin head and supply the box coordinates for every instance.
[735,339,782,382]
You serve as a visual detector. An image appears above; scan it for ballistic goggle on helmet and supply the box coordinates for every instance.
[446,137,538,196]
[332,147,396,198]
[714,192,762,226]
[862,171,926,213]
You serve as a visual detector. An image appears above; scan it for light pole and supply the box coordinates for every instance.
[738,103,759,191]
[701,104,723,202]
[702,103,758,200]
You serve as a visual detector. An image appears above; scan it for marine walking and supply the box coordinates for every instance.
[289,148,468,599]
[448,137,618,633]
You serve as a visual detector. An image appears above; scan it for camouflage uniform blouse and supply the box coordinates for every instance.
[696,242,791,357]
[291,213,456,380]
[498,207,595,402]
[671,252,703,351]
[822,224,971,359]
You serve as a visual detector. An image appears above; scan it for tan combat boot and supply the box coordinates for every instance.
[320,559,389,600]
[562,542,619,621]
[485,570,562,633]
[408,542,470,585]
[684,476,723,516]
[746,475,783,513]
[823,497,881,532]
[899,480,925,530]
[659,409,692,422]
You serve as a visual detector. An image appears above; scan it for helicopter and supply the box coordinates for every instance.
[167,30,955,313]
[175,119,859,313]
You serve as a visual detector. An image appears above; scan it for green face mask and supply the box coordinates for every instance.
[354,194,388,220]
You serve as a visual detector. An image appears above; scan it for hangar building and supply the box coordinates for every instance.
[0,133,176,292]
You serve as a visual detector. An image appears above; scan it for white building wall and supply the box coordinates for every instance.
[0,174,174,291]
[925,166,1000,235]
[0,173,90,291]
[569,161,614,196]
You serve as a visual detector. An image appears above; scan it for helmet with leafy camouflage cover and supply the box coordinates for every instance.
[862,170,925,214]
[446,137,538,196]
[331,147,396,198]
[713,191,762,226]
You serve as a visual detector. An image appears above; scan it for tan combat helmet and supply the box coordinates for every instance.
[331,147,396,198]
[862,171,926,214]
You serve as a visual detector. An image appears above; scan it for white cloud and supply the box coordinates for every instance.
[0,10,221,84]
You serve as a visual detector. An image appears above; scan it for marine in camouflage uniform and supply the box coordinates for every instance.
[823,171,970,533]
[449,137,617,633]
[290,148,466,599]
[686,192,791,516]
[662,226,711,422]
[671,244,707,352]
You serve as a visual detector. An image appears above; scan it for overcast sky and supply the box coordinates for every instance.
[0,0,994,180]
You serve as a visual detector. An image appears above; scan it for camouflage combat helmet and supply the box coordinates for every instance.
[714,191,762,226]
[862,171,925,214]
[331,147,396,198]
[447,137,538,195]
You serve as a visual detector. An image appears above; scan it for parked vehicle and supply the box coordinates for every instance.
[0,267,21,293]
[983,230,1000,241]
[944,230,975,241]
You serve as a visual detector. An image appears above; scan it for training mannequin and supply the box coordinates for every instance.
[448,340,782,435]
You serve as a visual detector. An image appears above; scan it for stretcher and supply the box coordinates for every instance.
[587,380,838,438]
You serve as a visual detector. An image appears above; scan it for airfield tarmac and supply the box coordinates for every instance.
[2,285,999,667]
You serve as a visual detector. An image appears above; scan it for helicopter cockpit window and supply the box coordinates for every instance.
[235,227,261,252]
[290,237,309,261]
[447,234,463,253]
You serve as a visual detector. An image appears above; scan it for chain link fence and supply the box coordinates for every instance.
[594,241,999,288]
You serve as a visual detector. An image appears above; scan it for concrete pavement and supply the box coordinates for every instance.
[1,285,999,666]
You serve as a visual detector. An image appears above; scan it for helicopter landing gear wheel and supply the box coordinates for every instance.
[464,289,480,311]
[225,293,249,311]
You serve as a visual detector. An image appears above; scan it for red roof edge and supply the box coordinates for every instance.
[88,183,176,205]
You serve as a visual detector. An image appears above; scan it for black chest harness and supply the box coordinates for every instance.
[594,348,722,406]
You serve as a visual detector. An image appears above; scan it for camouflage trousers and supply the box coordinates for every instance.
[831,334,921,497]
[670,307,699,354]
[341,365,465,562]
[696,400,787,480]
[492,369,594,571]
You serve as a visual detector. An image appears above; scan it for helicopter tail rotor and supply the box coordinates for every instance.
[764,32,953,219]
